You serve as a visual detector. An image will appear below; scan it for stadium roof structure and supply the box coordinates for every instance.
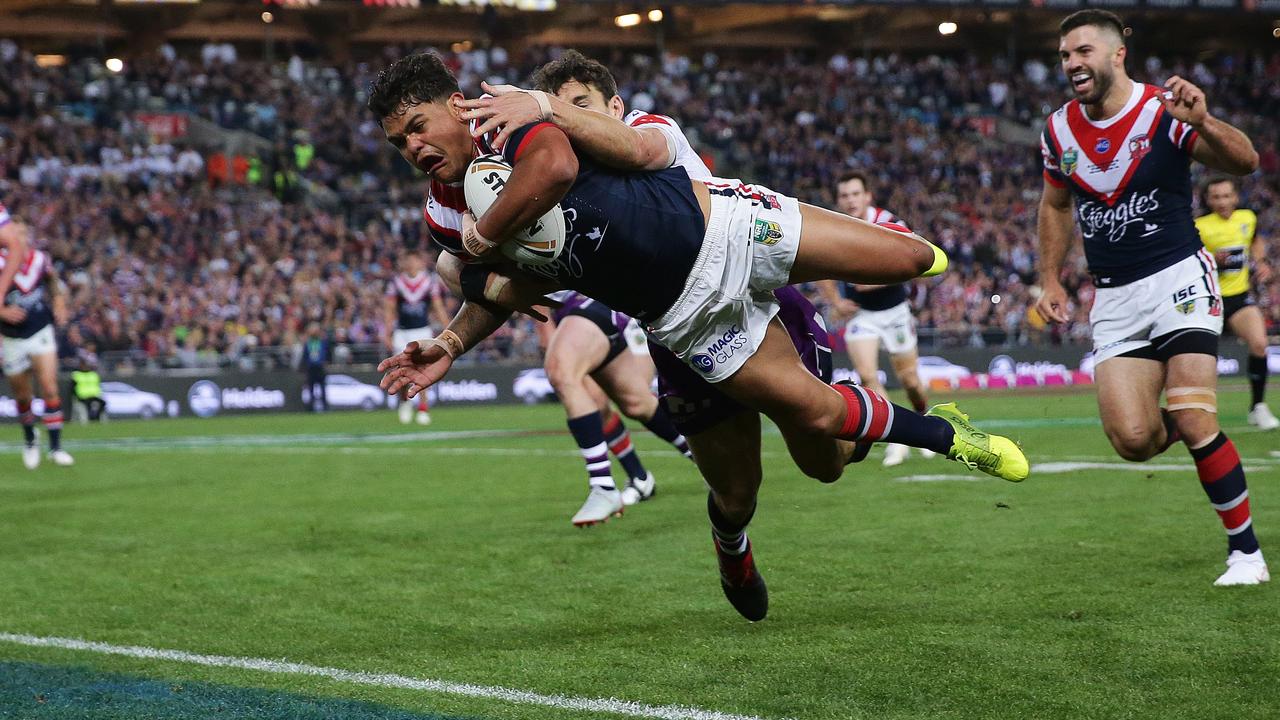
[1,0,1275,56]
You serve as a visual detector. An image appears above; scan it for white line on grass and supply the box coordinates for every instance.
[0,632,782,720]
[896,460,1272,482]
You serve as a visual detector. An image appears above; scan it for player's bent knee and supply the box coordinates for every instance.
[1166,386,1216,414]
[1106,426,1160,462]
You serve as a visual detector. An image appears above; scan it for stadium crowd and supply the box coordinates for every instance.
[0,38,1276,370]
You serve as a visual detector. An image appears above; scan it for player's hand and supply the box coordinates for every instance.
[53,304,67,326]
[1034,283,1070,325]
[378,340,453,399]
[461,210,500,260]
[1161,76,1209,128]
[457,82,545,152]
[0,305,26,324]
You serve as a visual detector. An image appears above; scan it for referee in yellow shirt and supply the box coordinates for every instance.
[1196,177,1278,430]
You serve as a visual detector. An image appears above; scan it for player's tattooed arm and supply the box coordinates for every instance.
[473,125,577,245]
[1035,178,1076,324]
[1162,76,1259,176]
[459,82,674,171]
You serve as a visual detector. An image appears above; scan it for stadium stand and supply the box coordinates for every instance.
[1,39,1276,371]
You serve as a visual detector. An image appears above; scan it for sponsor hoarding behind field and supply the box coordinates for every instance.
[0,343,1272,419]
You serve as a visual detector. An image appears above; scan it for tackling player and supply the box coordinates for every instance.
[384,251,449,425]
[1035,10,1266,585]
[469,52,705,527]
[0,205,73,469]
[817,172,933,467]
[368,54,1029,617]
[1195,177,1277,430]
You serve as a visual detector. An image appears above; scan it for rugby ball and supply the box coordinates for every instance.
[463,154,566,266]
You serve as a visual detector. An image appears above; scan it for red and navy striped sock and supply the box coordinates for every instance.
[17,400,36,447]
[832,383,953,454]
[642,404,693,459]
[567,411,615,490]
[602,411,648,483]
[43,399,63,452]
[1189,432,1259,555]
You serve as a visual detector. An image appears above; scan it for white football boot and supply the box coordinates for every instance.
[1248,403,1279,431]
[22,444,40,470]
[882,443,909,467]
[49,450,74,467]
[398,400,414,424]
[571,486,624,527]
[919,448,938,459]
[620,472,656,506]
[415,410,432,426]
[1214,550,1270,586]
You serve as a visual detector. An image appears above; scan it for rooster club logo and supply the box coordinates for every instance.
[1128,134,1151,162]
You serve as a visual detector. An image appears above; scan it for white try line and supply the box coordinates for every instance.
[896,460,1274,482]
[0,632,782,720]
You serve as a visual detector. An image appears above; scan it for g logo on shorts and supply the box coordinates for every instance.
[691,353,715,373]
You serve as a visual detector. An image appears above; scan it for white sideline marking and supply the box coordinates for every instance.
[0,632,780,720]
[897,460,1272,482]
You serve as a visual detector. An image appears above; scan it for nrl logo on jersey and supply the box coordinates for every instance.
[752,219,784,246]
[1060,148,1079,176]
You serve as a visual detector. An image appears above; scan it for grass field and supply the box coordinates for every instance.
[1,388,1278,719]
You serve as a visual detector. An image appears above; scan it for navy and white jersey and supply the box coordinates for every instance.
[0,248,55,339]
[840,206,909,311]
[425,122,705,321]
[1041,81,1202,288]
[622,110,712,181]
[385,272,441,330]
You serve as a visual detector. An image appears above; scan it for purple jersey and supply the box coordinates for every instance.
[650,286,831,435]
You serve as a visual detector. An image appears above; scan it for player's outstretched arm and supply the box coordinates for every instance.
[1035,177,1076,324]
[459,82,673,171]
[1162,75,1259,176]
[377,301,512,399]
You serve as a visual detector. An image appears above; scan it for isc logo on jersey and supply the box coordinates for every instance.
[463,155,566,266]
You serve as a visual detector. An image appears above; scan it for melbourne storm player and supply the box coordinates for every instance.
[0,206,73,469]
[462,51,706,526]
[1195,177,1277,431]
[1035,10,1265,585]
[384,251,449,425]
[370,53,1028,618]
[817,172,933,467]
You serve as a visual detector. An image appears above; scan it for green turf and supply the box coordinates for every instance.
[0,390,1277,719]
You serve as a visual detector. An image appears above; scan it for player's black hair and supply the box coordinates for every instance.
[367,52,461,121]
[1059,9,1125,43]
[836,172,871,193]
[532,50,619,100]
[1203,176,1237,193]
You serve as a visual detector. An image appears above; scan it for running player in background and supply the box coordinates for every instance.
[0,203,28,300]
[1036,10,1266,585]
[461,51,705,526]
[384,251,450,425]
[1195,177,1277,431]
[0,206,73,469]
[817,172,933,467]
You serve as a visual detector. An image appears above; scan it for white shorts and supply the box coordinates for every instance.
[2,325,56,376]
[646,179,803,383]
[392,326,434,351]
[1091,250,1223,365]
[843,301,917,355]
